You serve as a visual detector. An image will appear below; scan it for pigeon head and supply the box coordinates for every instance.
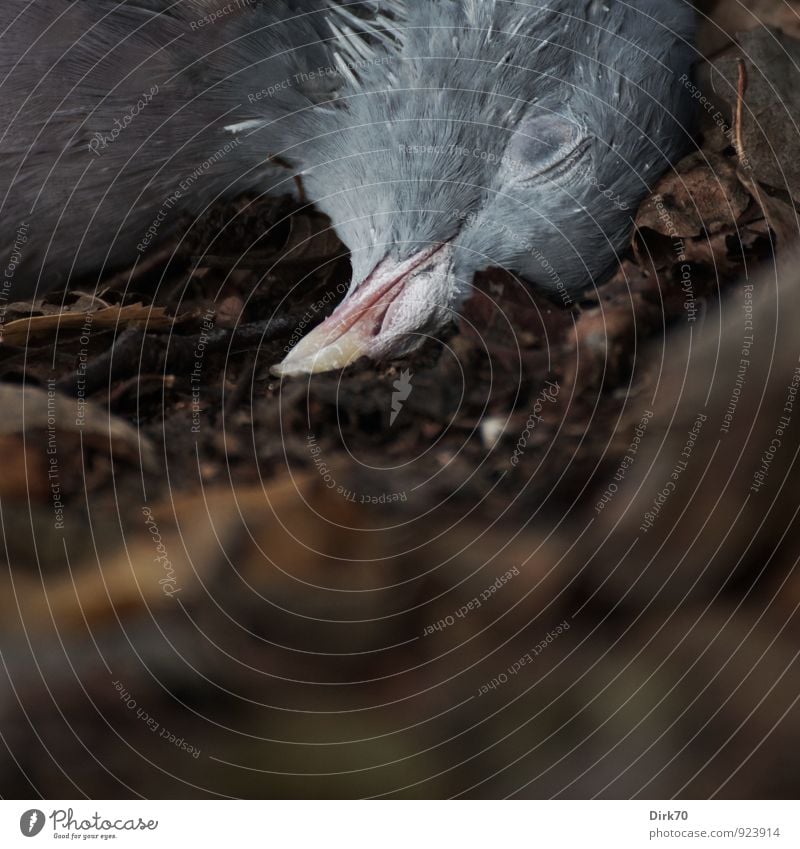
[272,0,695,376]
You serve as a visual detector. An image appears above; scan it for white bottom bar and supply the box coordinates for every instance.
[2,800,796,848]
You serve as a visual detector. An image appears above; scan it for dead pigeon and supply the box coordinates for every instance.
[0,0,695,376]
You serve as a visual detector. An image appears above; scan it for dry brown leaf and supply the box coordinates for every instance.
[738,172,800,246]
[636,152,751,239]
[0,302,174,346]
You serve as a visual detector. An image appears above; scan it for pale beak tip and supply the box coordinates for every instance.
[269,361,298,379]
[270,335,368,378]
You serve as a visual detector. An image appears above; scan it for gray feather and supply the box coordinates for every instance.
[0,0,347,296]
[295,0,696,298]
[0,0,695,312]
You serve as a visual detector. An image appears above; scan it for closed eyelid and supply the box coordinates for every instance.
[502,110,593,183]
[512,134,593,184]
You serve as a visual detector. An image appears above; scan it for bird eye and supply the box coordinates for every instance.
[504,114,591,184]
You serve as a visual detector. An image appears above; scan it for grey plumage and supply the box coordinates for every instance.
[0,0,695,372]
[303,1,693,282]
[0,0,348,294]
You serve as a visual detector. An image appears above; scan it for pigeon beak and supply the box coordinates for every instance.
[271,243,452,377]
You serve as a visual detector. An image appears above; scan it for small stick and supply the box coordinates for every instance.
[734,58,748,167]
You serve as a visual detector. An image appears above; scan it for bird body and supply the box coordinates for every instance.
[0,0,339,294]
[0,0,695,373]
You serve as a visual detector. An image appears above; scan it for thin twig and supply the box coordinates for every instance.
[734,58,747,166]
